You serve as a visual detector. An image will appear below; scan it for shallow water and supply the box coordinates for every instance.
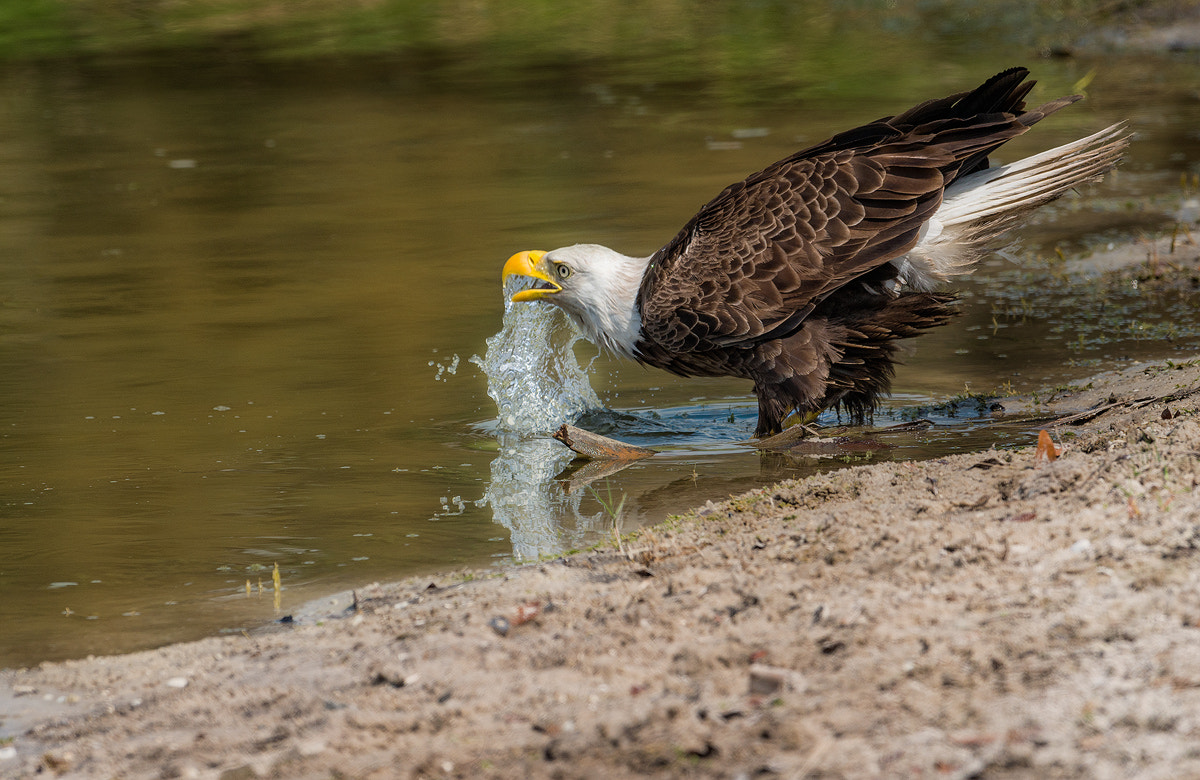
[1,48,1198,668]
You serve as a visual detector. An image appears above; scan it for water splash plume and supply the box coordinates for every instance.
[472,282,602,433]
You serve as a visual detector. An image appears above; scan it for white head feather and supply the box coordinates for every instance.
[541,244,651,359]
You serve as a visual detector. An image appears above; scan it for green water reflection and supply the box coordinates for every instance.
[0,45,1197,668]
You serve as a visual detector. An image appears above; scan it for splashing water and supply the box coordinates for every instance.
[471,283,602,433]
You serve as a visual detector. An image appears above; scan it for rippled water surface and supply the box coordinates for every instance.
[1,47,1198,667]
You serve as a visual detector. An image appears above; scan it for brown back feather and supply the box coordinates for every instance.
[637,67,1074,357]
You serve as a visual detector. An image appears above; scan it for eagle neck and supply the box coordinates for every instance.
[578,249,651,360]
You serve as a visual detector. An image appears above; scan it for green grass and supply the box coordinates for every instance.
[0,0,72,58]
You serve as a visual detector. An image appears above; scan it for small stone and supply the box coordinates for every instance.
[749,664,806,695]
[369,664,408,688]
[41,752,73,772]
[166,677,189,689]
[295,739,326,757]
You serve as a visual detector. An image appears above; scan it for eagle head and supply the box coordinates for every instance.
[501,244,649,358]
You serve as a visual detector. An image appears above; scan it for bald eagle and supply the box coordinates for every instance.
[502,67,1127,437]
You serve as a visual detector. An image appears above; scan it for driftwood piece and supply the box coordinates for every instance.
[749,418,933,451]
[1053,384,1200,426]
[748,423,822,450]
[552,424,656,461]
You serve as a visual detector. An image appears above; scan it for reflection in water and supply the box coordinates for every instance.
[473,281,611,559]
[481,433,608,561]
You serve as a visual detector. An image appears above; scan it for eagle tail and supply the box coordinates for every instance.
[899,122,1130,290]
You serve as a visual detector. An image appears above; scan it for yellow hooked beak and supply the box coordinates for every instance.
[502,250,559,302]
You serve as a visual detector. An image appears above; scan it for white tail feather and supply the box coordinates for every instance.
[898,122,1130,291]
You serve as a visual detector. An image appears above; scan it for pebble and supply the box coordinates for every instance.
[166,677,189,689]
[295,739,326,757]
[1070,539,1094,556]
[748,664,807,695]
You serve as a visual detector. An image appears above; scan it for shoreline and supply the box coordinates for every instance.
[3,354,1200,778]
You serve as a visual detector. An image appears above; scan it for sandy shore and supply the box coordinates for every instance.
[1,350,1200,778]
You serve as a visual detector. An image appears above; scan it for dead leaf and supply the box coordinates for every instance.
[1035,430,1061,461]
[511,600,542,626]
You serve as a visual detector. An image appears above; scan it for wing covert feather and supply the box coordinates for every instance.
[634,68,1070,356]
[637,106,1048,355]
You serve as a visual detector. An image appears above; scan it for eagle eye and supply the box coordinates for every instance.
[555,263,573,280]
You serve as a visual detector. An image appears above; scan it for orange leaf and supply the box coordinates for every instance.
[1035,430,1060,461]
[511,600,542,626]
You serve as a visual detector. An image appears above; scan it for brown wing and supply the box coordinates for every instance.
[636,67,1075,357]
